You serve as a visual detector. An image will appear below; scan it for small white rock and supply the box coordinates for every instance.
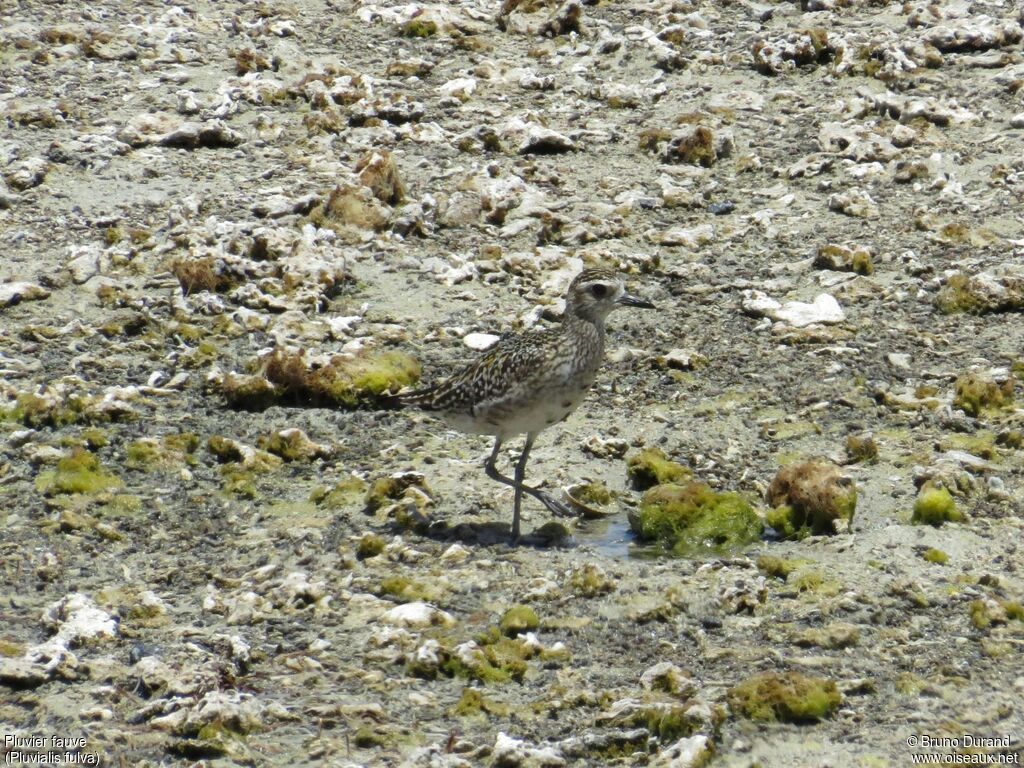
[0,282,50,308]
[887,353,912,370]
[439,543,471,564]
[438,77,476,100]
[463,332,500,351]
[379,602,454,628]
[742,290,845,327]
[651,734,713,768]
[43,594,118,646]
[891,124,916,148]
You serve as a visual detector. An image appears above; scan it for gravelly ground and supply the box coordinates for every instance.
[2,0,1024,766]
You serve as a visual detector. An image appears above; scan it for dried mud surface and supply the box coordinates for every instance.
[2,0,1024,766]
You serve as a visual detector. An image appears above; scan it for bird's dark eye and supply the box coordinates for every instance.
[590,284,608,298]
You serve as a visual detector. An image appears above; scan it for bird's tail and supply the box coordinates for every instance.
[378,386,435,410]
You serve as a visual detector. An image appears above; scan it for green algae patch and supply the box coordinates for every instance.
[80,428,110,449]
[2,391,106,428]
[761,420,821,442]
[379,576,444,604]
[310,476,368,509]
[970,599,1024,630]
[727,672,840,723]
[912,487,963,526]
[629,482,762,557]
[499,605,539,637]
[626,448,692,489]
[756,555,810,581]
[939,431,1000,461]
[440,637,535,685]
[0,639,25,657]
[790,568,842,597]
[220,347,421,410]
[263,501,332,530]
[352,726,387,749]
[1004,601,1024,621]
[600,700,724,746]
[98,494,144,518]
[765,460,856,538]
[953,372,1013,417]
[36,448,123,496]
[452,687,510,719]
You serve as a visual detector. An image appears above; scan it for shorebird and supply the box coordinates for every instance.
[398,268,655,543]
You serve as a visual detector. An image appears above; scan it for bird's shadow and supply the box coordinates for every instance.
[325,508,576,551]
[431,519,577,550]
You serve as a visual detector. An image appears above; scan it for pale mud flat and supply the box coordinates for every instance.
[1,0,1023,766]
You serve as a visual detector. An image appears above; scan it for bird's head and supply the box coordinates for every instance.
[565,268,656,322]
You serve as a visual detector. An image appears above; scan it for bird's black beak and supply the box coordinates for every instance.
[617,292,656,309]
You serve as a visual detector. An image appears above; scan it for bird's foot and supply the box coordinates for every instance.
[535,490,576,518]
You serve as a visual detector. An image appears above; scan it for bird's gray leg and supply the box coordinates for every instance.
[509,433,535,544]
[484,438,575,520]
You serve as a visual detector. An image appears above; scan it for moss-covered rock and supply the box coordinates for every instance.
[356,149,405,205]
[125,433,199,471]
[569,480,613,507]
[565,563,616,597]
[664,126,718,167]
[308,184,391,236]
[793,623,859,649]
[844,432,878,464]
[170,256,240,295]
[356,533,387,560]
[35,448,123,496]
[220,347,420,410]
[401,18,438,37]
[628,482,763,556]
[911,486,963,526]
[765,460,856,538]
[285,347,420,406]
[814,244,874,275]
[257,428,328,462]
[626,448,692,489]
[953,372,1013,417]
[727,672,840,723]
[364,473,432,514]
[499,605,539,637]
[935,271,1024,315]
